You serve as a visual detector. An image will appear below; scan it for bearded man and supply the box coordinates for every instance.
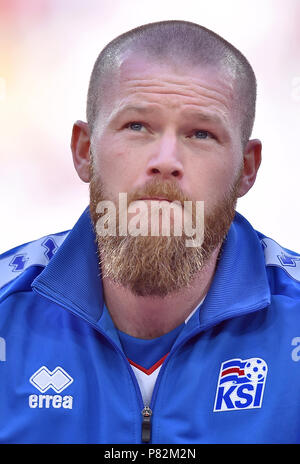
[1,21,300,445]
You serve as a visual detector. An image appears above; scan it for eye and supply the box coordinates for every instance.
[191,130,214,140]
[126,122,145,131]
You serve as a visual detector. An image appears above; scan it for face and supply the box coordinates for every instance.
[91,54,243,211]
[72,53,261,297]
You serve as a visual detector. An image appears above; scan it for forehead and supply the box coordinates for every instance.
[99,52,238,126]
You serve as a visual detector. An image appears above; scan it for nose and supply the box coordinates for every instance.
[146,132,183,180]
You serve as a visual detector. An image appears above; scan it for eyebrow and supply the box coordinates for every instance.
[180,110,226,127]
[112,105,157,117]
[111,104,227,129]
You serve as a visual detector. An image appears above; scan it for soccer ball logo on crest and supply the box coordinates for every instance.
[244,358,268,383]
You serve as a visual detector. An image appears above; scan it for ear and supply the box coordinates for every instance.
[71,120,91,183]
[237,139,262,198]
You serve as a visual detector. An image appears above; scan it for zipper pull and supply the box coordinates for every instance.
[141,405,152,443]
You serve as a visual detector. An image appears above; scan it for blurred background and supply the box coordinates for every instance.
[0,0,299,253]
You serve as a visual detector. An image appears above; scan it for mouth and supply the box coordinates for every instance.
[137,197,172,203]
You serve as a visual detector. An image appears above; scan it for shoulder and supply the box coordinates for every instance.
[0,231,69,301]
[257,231,300,297]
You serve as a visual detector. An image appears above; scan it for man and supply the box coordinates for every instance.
[0,20,300,444]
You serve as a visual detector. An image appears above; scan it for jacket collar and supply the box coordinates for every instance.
[32,208,103,324]
[32,208,271,333]
[197,212,270,331]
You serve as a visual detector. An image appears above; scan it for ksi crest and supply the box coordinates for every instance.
[214,357,268,412]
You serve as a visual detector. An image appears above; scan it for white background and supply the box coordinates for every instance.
[0,0,299,253]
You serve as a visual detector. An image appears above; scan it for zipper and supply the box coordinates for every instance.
[141,405,152,443]
[140,327,205,443]
[140,324,216,443]
[145,325,207,435]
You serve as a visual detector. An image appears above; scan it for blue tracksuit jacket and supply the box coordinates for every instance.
[0,208,300,444]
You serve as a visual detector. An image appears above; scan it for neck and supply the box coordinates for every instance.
[102,245,221,339]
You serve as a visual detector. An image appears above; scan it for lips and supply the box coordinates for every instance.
[137,197,172,202]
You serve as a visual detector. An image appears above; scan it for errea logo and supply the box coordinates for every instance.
[29,366,74,409]
[30,366,73,393]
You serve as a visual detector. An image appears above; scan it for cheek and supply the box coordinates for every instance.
[189,160,238,212]
[92,137,143,193]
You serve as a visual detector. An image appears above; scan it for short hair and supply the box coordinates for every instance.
[86,20,257,147]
